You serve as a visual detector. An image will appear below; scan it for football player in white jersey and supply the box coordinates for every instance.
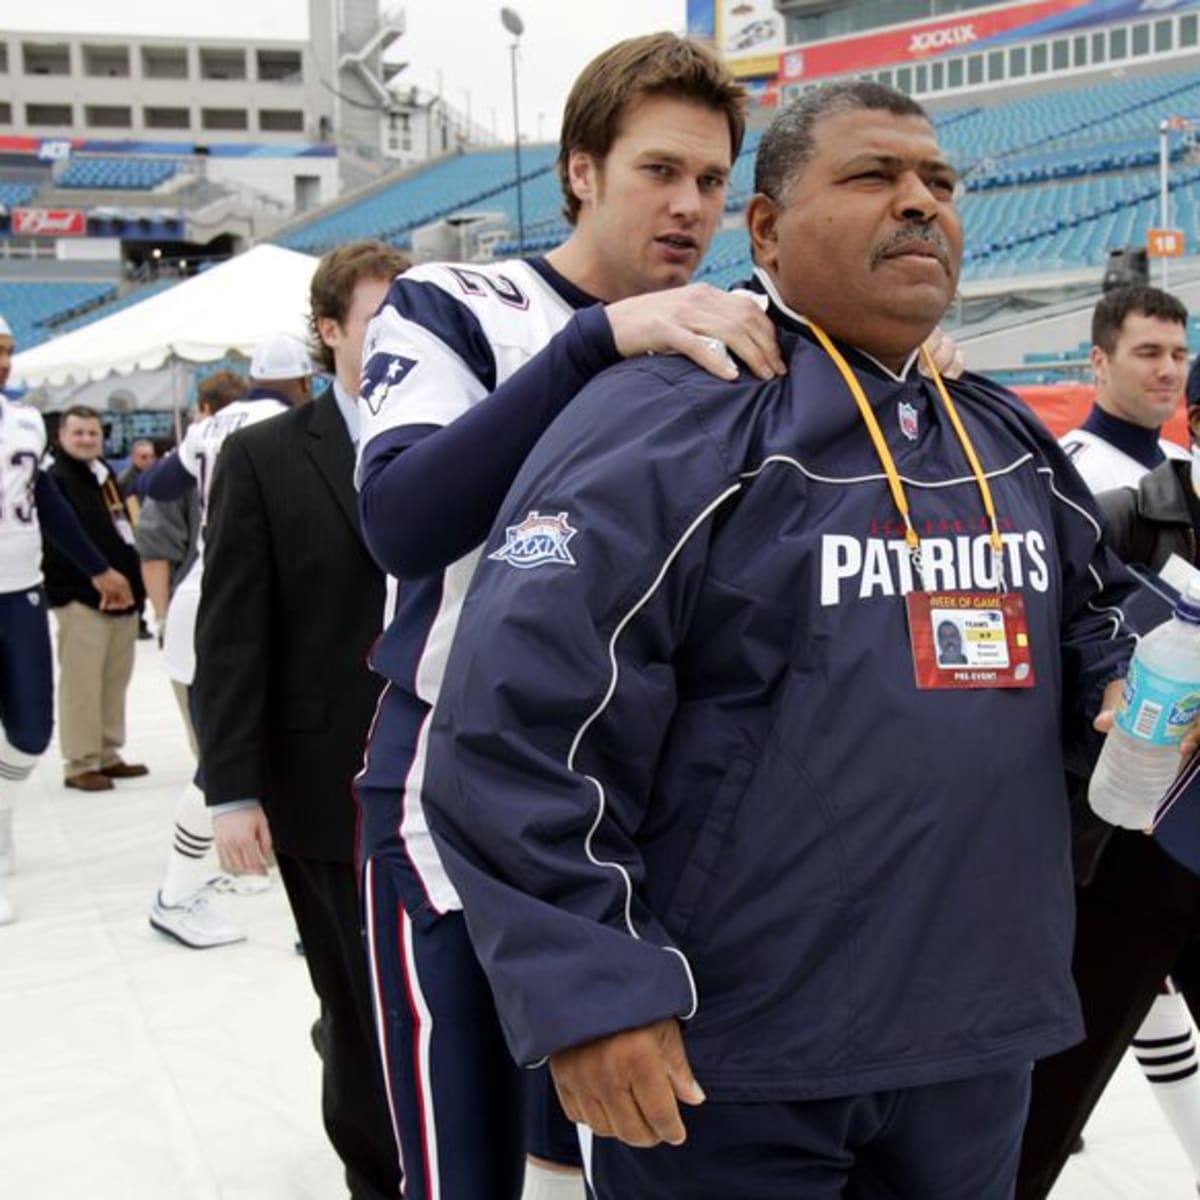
[139,336,312,948]
[1060,286,1190,491]
[352,37,779,1200]
[0,314,132,924]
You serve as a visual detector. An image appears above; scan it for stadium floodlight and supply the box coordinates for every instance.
[501,7,526,255]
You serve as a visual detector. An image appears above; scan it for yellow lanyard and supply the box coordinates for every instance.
[807,320,1006,591]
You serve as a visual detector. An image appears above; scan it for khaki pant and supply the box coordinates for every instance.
[54,602,137,778]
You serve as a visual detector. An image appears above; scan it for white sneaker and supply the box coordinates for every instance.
[149,891,246,949]
[0,885,13,925]
[206,871,271,896]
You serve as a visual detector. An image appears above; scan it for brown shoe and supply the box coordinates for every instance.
[65,771,114,792]
[100,761,149,779]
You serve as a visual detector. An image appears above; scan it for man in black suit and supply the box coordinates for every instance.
[192,241,409,1200]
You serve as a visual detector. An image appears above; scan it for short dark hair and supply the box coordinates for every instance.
[197,369,248,415]
[557,32,747,226]
[62,404,101,425]
[309,240,411,374]
[755,81,929,202]
[1092,286,1188,355]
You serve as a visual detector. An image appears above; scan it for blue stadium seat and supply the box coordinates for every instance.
[58,157,179,191]
[0,281,118,350]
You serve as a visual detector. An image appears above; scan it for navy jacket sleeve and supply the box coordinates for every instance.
[34,471,107,578]
[137,452,194,502]
[358,306,618,579]
[423,361,735,1066]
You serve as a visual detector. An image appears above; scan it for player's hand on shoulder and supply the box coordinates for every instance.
[91,568,133,611]
[213,805,274,877]
[549,1017,705,1149]
[605,283,786,382]
[920,326,966,380]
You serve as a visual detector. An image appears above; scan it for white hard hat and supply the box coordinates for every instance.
[0,314,11,339]
[249,332,312,381]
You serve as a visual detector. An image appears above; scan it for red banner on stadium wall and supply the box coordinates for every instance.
[1014,383,1189,447]
[781,0,1092,83]
[11,208,86,237]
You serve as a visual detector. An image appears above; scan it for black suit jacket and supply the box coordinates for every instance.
[193,391,385,862]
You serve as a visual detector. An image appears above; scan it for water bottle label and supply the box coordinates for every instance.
[1115,658,1200,746]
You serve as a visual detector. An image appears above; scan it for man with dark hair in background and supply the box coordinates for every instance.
[1017,286,1200,1197]
[194,241,409,1200]
[1060,285,1190,491]
[44,405,147,792]
[118,438,158,505]
[1018,327,1200,1198]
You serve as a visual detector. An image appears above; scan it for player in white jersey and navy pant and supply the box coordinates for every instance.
[0,314,133,924]
[137,336,312,949]
[1021,287,1200,1194]
[352,34,797,1200]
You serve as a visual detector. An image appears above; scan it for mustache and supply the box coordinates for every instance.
[870,224,952,269]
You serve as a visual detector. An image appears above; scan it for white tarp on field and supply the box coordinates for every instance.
[11,244,318,390]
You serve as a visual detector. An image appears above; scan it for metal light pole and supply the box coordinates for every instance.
[501,6,526,255]
[1159,117,1171,289]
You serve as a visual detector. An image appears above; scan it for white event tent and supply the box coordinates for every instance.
[10,244,319,410]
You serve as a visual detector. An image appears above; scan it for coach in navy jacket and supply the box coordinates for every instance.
[424,84,1137,1197]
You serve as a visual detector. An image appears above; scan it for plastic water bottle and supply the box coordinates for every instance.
[1089,581,1200,829]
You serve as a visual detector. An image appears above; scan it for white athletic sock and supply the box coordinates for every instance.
[0,735,39,876]
[521,1159,586,1200]
[1134,988,1200,1183]
[159,782,215,906]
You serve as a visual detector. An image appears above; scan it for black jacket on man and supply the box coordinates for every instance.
[1099,456,1197,569]
[194,391,384,861]
[192,387,398,1200]
[43,452,144,614]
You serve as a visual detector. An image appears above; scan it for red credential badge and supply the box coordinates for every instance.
[906,590,1035,690]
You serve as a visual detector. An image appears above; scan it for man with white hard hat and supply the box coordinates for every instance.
[137,334,313,947]
[247,330,314,409]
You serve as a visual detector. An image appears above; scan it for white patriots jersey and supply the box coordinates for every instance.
[356,258,580,483]
[164,395,286,685]
[356,257,586,914]
[178,396,288,524]
[1059,426,1187,493]
[0,397,48,592]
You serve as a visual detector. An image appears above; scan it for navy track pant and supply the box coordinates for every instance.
[362,854,525,1200]
[0,587,53,755]
[588,1063,1032,1199]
